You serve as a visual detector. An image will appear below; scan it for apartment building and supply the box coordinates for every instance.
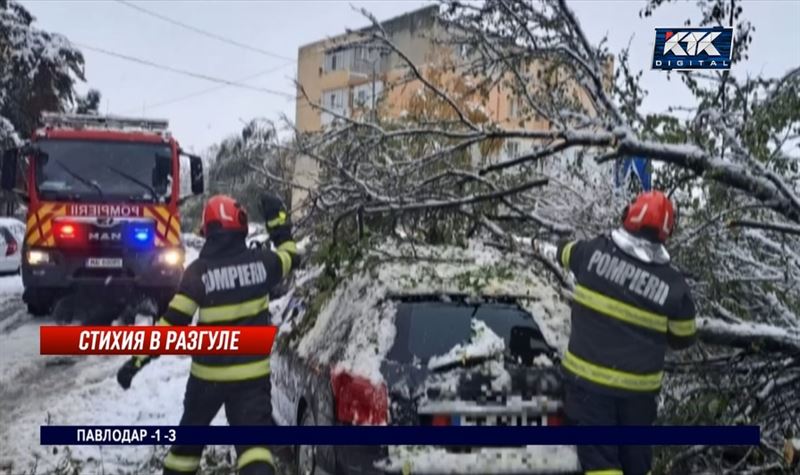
[291,5,609,214]
[296,6,439,132]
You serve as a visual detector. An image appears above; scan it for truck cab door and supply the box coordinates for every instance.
[177,150,204,205]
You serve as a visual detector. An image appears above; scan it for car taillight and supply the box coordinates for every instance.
[545,412,565,426]
[431,415,451,426]
[6,240,17,256]
[330,370,388,425]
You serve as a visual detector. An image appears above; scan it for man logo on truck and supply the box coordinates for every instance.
[88,232,122,241]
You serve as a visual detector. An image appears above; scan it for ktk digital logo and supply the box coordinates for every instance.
[652,27,734,70]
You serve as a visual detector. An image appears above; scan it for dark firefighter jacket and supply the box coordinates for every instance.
[136,221,297,382]
[557,233,696,396]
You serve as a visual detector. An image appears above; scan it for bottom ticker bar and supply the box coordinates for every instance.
[41,425,761,446]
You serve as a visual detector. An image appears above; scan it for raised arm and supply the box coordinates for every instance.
[260,193,298,281]
[667,286,697,350]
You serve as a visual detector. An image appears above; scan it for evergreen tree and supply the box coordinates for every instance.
[0,0,85,147]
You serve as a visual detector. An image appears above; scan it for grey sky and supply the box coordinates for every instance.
[19,0,800,153]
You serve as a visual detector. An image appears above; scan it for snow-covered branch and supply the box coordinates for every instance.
[697,317,800,355]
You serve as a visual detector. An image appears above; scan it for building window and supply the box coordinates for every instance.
[352,81,384,108]
[509,96,522,119]
[323,88,347,109]
[324,49,351,73]
[324,45,384,75]
[321,87,350,126]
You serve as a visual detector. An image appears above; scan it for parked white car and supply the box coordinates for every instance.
[0,217,25,274]
[272,240,578,474]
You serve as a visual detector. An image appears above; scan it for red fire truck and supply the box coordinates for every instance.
[1,113,204,317]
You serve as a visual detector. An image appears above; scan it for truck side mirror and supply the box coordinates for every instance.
[189,155,204,195]
[1,148,18,191]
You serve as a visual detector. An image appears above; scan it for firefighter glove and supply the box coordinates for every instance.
[116,356,148,390]
[260,193,287,229]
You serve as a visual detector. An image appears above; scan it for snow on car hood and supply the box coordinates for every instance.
[291,240,571,388]
[427,319,505,370]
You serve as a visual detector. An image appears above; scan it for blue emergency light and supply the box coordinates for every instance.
[127,225,153,247]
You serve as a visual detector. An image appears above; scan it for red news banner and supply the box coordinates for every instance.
[40,326,278,356]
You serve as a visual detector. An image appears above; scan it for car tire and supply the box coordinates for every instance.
[296,405,318,475]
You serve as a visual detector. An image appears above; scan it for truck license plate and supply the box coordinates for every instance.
[86,257,123,269]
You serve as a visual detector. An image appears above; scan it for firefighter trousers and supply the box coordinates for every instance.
[163,375,275,475]
[565,380,657,475]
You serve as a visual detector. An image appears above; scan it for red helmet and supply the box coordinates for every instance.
[201,195,248,235]
[622,191,675,242]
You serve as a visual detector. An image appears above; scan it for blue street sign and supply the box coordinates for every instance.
[616,157,651,191]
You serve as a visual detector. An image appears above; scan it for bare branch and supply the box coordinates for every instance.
[727,219,800,236]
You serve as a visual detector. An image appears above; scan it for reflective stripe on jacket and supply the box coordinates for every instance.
[557,234,695,395]
[159,228,297,382]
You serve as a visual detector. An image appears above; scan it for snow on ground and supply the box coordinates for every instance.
[0,353,200,474]
[378,445,579,474]
[0,245,241,475]
[0,273,34,386]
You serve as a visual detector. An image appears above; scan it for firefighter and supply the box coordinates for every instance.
[554,191,697,475]
[116,193,297,475]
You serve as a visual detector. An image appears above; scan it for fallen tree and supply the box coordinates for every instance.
[260,0,798,472]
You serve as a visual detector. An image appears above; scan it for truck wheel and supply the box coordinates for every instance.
[24,288,56,317]
[27,299,53,317]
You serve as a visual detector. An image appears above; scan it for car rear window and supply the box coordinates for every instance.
[387,299,550,364]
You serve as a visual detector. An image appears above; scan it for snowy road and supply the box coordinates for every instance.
[0,247,294,475]
[0,247,230,475]
[0,272,199,475]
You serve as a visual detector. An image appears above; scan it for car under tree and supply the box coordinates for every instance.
[270,240,580,475]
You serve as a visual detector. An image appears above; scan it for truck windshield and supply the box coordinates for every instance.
[34,139,173,203]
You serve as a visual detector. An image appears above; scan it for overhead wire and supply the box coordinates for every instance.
[114,0,294,62]
[75,42,296,99]
[122,61,296,114]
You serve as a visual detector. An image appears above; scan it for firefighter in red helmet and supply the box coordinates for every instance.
[553,190,696,475]
[116,193,297,475]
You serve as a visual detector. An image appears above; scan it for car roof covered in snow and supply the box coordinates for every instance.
[278,239,571,385]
